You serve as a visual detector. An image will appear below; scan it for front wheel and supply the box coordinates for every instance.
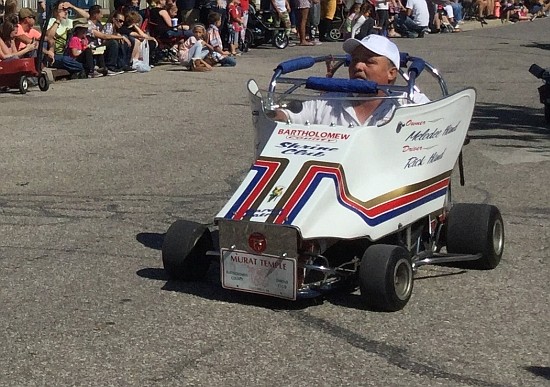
[359,244,413,312]
[19,76,28,94]
[273,31,289,49]
[446,203,504,269]
[162,220,213,281]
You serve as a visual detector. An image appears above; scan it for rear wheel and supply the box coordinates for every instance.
[38,73,49,91]
[19,76,28,94]
[273,31,289,49]
[328,28,342,41]
[446,203,504,269]
[359,244,413,312]
[162,220,213,281]
[242,28,254,51]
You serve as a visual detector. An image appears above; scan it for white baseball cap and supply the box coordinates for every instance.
[343,35,401,69]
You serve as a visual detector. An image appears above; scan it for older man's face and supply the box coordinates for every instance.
[348,45,397,86]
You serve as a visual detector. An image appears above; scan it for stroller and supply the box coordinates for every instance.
[325,2,347,41]
[243,5,289,50]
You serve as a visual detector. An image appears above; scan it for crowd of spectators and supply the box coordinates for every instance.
[0,0,548,81]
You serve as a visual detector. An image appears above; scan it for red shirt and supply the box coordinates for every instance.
[240,0,249,13]
[68,36,89,58]
[228,3,243,32]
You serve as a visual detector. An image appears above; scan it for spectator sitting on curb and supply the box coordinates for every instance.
[178,23,212,70]
[351,3,377,39]
[149,0,190,39]
[123,10,158,65]
[396,0,430,38]
[46,1,90,77]
[87,5,129,74]
[206,11,236,67]
[68,20,96,77]
[15,7,55,63]
[103,10,136,73]
[0,14,38,60]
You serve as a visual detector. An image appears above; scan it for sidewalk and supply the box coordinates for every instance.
[457,17,540,32]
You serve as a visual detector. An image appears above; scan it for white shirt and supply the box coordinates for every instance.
[282,92,430,127]
[406,0,430,26]
[273,0,287,12]
[376,0,390,11]
[351,15,366,39]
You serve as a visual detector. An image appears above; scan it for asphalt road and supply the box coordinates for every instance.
[0,18,548,387]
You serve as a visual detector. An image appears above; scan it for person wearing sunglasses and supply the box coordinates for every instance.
[14,7,55,62]
[102,11,135,73]
[0,14,38,60]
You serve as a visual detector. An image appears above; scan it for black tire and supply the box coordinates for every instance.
[273,31,289,49]
[446,203,504,270]
[544,104,550,124]
[359,244,413,312]
[328,28,342,41]
[19,76,28,94]
[38,73,49,92]
[162,220,213,281]
[243,28,254,50]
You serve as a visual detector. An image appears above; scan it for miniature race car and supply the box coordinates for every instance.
[162,53,505,311]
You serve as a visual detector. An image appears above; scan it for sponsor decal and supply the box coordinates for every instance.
[277,129,350,143]
[244,208,282,218]
[277,142,338,157]
[268,186,284,202]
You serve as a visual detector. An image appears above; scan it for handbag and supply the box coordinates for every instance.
[139,40,150,67]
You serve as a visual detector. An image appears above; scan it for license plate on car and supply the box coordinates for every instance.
[221,250,297,300]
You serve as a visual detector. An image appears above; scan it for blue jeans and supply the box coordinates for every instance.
[188,42,208,60]
[451,2,463,21]
[396,14,426,36]
[52,54,84,73]
[104,40,130,70]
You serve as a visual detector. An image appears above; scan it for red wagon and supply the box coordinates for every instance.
[0,57,49,94]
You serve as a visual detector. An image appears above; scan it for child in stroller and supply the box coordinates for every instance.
[243,4,289,49]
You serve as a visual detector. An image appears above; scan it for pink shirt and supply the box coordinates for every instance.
[15,24,41,50]
[68,35,89,58]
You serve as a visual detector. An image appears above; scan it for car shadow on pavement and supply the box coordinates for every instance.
[522,42,550,51]
[136,232,469,311]
[136,264,319,311]
[469,102,549,140]
[136,232,165,250]
[325,268,468,311]
[524,366,550,380]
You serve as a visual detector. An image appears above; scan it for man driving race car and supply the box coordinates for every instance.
[275,35,429,126]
